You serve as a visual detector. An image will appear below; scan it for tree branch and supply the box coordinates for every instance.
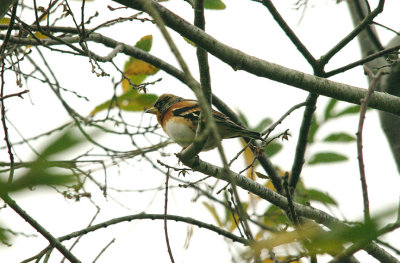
[319,0,385,66]
[1,193,81,263]
[111,0,400,116]
[23,213,248,262]
[260,0,317,69]
[179,154,399,262]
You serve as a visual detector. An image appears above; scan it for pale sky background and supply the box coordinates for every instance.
[1,0,400,262]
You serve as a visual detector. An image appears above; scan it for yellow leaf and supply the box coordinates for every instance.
[26,31,50,49]
[183,37,196,47]
[265,169,286,192]
[265,180,276,192]
[0,17,10,25]
[263,257,301,263]
[125,59,158,76]
[203,202,223,227]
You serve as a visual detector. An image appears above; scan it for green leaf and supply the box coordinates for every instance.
[305,189,337,205]
[334,105,360,117]
[121,35,158,89]
[90,90,157,115]
[134,35,152,52]
[264,142,282,157]
[255,172,269,179]
[0,226,10,246]
[237,110,249,127]
[263,205,289,227]
[120,92,158,111]
[183,37,196,47]
[3,171,76,193]
[253,117,273,132]
[0,17,10,25]
[40,130,83,158]
[308,116,319,143]
[324,99,338,120]
[307,220,379,254]
[308,152,348,165]
[0,129,83,194]
[323,132,356,142]
[204,0,226,10]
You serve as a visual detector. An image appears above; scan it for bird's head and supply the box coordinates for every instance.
[145,93,183,115]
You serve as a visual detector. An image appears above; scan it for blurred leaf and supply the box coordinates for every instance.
[308,116,319,143]
[121,75,147,91]
[305,189,337,206]
[121,35,158,90]
[204,0,226,9]
[203,202,223,227]
[253,117,272,133]
[40,130,83,158]
[0,227,10,246]
[324,99,337,120]
[2,171,76,193]
[255,172,269,179]
[120,92,158,111]
[228,202,247,232]
[323,132,355,143]
[308,221,379,254]
[263,205,289,227]
[240,138,258,178]
[124,59,159,77]
[265,180,275,192]
[237,110,249,127]
[264,142,282,157]
[262,257,300,263]
[334,105,360,117]
[0,17,10,25]
[26,31,50,48]
[134,35,152,52]
[183,37,196,47]
[90,89,157,115]
[0,130,83,194]
[122,59,158,91]
[308,152,348,165]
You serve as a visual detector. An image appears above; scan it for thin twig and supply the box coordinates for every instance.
[260,0,317,69]
[164,170,175,263]
[325,43,400,77]
[1,193,81,263]
[0,89,29,101]
[261,101,307,138]
[357,66,383,224]
[21,213,248,263]
[0,3,18,185]
[319,0,385,66]
[91,238,115,263]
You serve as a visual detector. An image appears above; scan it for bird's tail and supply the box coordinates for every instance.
[242,129,264,141]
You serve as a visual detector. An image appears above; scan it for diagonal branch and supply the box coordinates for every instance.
[319,0,385,66]
[288,93,317,191]
[179,154,399,262]
[111,0,400,116]
[1,193,81,263]
[260,0,317,69]
[23,213,248,262]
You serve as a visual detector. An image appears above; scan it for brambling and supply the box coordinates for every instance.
[145,94,263,151]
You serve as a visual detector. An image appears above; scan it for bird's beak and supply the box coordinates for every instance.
[145,107,158,114]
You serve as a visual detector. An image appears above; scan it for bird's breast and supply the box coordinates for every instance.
[164,118,196,147]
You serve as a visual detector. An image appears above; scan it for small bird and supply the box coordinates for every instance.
[145,94,263,151]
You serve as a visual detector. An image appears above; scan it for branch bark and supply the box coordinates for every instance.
[347,0,400,172]
[111,0,400,116]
